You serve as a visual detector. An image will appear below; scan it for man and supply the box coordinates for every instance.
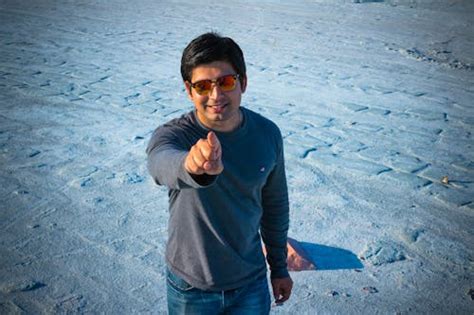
[146,32,293,314]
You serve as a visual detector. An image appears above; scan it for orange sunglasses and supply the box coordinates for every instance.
[189,74,240,96]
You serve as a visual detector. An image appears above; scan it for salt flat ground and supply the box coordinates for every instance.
[0,0,473,314]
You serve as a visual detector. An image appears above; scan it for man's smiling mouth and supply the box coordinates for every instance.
[207,103,228,113]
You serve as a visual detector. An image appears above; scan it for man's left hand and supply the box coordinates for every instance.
[271,276,293,304]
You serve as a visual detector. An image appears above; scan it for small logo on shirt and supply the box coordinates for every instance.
[260,166,266,172]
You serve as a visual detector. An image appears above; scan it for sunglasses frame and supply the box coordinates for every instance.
[189,74,240,96]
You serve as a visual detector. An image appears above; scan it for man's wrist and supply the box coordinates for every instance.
[270,268,290,279]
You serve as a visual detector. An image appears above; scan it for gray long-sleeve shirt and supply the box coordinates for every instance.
[146,107,289,291]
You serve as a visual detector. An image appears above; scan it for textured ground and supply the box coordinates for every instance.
[0,0,473,314]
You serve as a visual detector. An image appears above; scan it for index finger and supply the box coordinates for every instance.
[207,131,220,149]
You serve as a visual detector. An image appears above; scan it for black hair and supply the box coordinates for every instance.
[180,32,246,86]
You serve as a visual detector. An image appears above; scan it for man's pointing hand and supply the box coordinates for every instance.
[185,131,223,176]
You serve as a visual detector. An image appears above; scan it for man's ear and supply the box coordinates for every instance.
[184,81,193,100]
[240,75,247,93]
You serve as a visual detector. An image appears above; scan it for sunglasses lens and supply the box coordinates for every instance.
[218,75,237,91]
[191,75,238,95]
[193,81,213,95]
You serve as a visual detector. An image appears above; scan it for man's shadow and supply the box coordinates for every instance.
[298,242,364,270]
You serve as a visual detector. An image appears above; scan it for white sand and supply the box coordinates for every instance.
[0,0,473,313]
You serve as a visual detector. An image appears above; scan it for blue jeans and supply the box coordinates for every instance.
[166,268,271,315]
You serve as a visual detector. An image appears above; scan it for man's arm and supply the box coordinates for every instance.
[260,133,293,303]
[146,127,222,189]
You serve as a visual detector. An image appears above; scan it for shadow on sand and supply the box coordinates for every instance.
[299,242,364,270]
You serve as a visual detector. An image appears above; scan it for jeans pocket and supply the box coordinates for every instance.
[167,269,195,292]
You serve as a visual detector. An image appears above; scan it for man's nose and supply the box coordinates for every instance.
[208,83,224,99]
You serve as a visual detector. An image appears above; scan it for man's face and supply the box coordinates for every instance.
[185,61,246,132]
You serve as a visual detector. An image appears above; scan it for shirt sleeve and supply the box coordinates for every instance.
[260,131,290,279]
[146,126,217,190]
